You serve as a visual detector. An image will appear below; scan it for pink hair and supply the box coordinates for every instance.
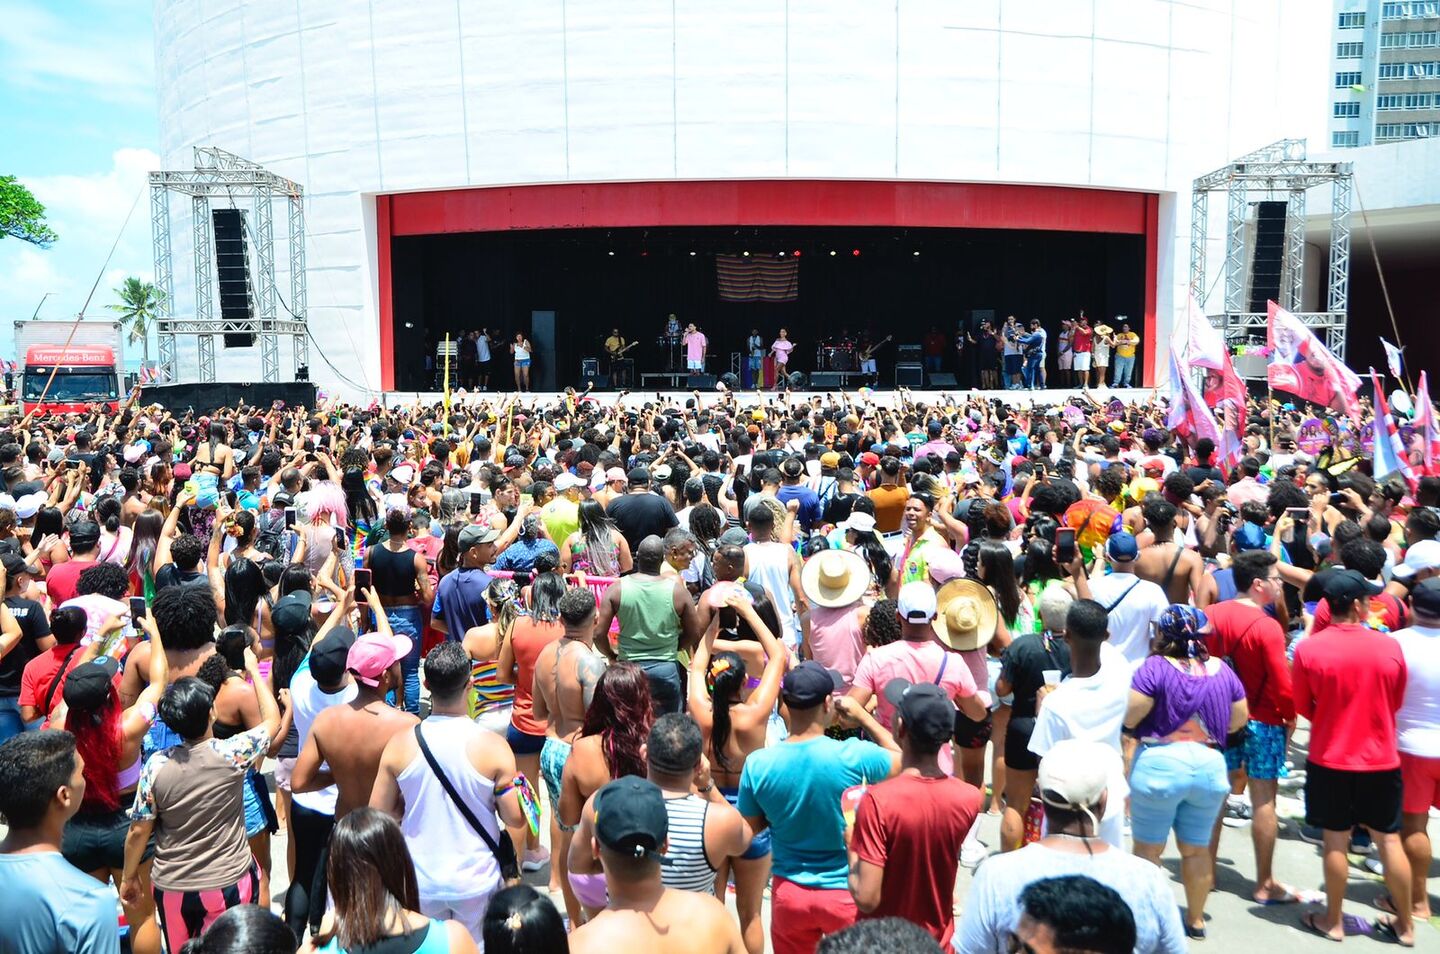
[305,480,349,529]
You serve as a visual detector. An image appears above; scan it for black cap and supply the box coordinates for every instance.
[0,552,29,580]
[882,679,958,747]
[781,660,843,709]
[310,626,358,685]
[272,591,313,636]
[1411,578,1440,618]
[627,466,651,486]
[69,520,101,550]
[1322,568,1382,608]
[62,656,120,710]
[593,776,672,865]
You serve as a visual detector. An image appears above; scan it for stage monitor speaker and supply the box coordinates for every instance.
[809,372,845,388]
[687,373,716,389]
[138,381,316,415]
[896,343,922,363]
[530,311,557,391]
[581,373,609,390]
[895,362,925,387]
[581,357,599,377]
[212,209,255,349]
[927,372,957,388]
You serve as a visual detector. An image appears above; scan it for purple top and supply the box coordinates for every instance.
[1130,655,1246,743]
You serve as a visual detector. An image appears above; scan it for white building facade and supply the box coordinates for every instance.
[153,0,1328,395]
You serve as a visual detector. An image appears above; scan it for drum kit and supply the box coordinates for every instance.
[816,340,856,371]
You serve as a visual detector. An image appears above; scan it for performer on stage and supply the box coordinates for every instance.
[665,313,681,338]
[510,331,532,392]
[605,327,632,387]
[747,329,765,379]
[476,327,493,390]
[857,331,878,377]
[683,323,708,372]
[662,313,682,371]
[770,328,794,387]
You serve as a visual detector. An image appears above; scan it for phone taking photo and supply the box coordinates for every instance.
[353,568,372,597]
[129,596,147,620]
[284,507,297,528]
[1054,528,1077,566]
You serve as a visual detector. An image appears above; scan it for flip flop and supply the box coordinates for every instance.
[1374,895,1404,918]
[1300,912,1342,943]
[1372,916,1414,948]
[1254,885,1303,906]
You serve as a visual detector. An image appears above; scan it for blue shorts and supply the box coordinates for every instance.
[720,786,771,859]
[242,768,275,838]
[1129,742,1229,847]
[1223,720,1289,780]
[540,737,573,830]
[507,723,546,756]
[515,359,531,369]
[986,656,1013,710]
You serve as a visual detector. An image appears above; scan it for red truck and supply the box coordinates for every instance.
[13,320,125,416]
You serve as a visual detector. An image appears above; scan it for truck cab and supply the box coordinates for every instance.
[21,345,122,415]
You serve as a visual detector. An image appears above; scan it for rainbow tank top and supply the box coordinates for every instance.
[469,658,515,717]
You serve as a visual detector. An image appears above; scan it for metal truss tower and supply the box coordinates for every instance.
[149,148,309,383]
[1189,139,1353,364]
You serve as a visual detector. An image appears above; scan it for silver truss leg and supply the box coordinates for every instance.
[1189,189,1208,307]
[192,195,216,382]
[252,190,279,382]
[149,180,177,381]
[1283,189,1306,312]
[1329,176,1351,317]
[1224,185,1246,313]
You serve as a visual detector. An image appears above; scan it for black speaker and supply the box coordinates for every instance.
[1247,201,1286,312]
[927,372,958,387]
[895,363,925,387]
[687,373,716,389]
[212,209,255,349]
[531,311,557,391]
[581,357,599,377]
[139,381,316,414]
[581,373,609,390]
[810,372,845,388]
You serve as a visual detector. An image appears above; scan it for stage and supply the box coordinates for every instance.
[379,387,1152,411]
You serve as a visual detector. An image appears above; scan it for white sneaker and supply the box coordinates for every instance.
[960,841,989,869]
[521,847,551,872]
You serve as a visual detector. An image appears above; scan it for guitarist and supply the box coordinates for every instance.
[605,328,633,387]
[857,332,890,379]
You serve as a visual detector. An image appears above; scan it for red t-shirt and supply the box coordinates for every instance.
[1072,327,1094,353]
[1292,622,1407,771]
[18,644,85,718]
[1311,592,1408,634]
[1203,600,1295,725]
[44,558,97,607]
[850,772,981,946]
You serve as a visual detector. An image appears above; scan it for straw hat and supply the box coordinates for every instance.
[800,549,870,609]
[932,578,999,652]
[1095,324,1114,337]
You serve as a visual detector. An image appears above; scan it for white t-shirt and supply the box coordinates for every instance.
[290,654,359,815]
[1029,641,1132,819]
[1392,624,1440,756]
[1085,572,1170,666]
[476,335,491,362]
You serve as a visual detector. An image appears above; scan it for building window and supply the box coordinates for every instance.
[1378,60,1440,77]
[1332,130,1361,147]
[1379,92,1435,107]
[1414,30,1440,45]
[1337,41,1365,57]
[1384,1,1440,18]
[1336,71,1364,87]
[1406,92,1433,106]
[1340,11,1366,27]
[1382,29,1440,47]
[1376,121,1440,139]
[1334,101,1362,117]
[1378,94,1403,108]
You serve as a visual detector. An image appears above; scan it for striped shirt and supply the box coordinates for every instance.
[469,658,515,717]
[660,794,715,894]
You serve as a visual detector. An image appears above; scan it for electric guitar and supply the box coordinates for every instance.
[606,340,640,358]
[858,335,893,361]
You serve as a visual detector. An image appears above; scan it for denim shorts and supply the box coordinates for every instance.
[1129,741,1229,846]
[63,806,154,872]
[1223,720,1289,780]
[720,786,771,859]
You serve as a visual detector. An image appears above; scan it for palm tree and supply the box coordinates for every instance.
[106,277,164,367]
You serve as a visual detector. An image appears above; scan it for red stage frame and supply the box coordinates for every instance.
[376,180,1160,390]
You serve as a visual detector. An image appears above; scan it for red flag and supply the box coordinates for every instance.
[1266,302,1362,418]
[1369,369,1418,493]
[1415,370,1440,476]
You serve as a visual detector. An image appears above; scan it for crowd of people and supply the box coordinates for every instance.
[0,381,1435,953]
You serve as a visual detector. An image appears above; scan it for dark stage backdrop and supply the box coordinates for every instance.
[390,226,1143,390]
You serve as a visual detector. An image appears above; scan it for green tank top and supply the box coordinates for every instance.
[616,575,681,662]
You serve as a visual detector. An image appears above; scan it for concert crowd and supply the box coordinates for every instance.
[0,380,1436,954]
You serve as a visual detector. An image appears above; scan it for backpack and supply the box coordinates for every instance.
[254,509,287,560]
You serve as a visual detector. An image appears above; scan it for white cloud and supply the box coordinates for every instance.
[0,0,154,106]
[0,148,158,356]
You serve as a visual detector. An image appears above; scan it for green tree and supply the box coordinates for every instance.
[0,176,58,247]
[106,277,164,366]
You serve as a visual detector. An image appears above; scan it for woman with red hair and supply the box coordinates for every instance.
[54,610,169,953]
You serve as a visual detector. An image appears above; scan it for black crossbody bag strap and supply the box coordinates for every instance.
[413,724,520,881]
[43,645,85,715]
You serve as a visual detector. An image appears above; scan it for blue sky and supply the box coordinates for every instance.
[0,0,159,363]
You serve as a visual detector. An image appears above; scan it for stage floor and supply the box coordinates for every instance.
[380,387,1152,409]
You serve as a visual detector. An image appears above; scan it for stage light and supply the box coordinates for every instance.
[742,251,750,257]
[793,250,802,257]
[689,251,696,256]
[913,251,920,256]
[829,250,837,257]
[607,250,615,256]
[641,251,648,256]
[403,321,414,329]
[778,251,786,256]
[295,364,309,382]
[852,249,861,257]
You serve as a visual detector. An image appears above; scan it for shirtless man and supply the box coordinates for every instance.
[117,575,216,709]
[292,625,420,819]
[531,586,609,927]
[567,776,746,954]
[1132,496,1204,604]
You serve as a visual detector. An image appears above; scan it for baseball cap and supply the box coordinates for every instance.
[780,660,843,709]
[172,463,193,480]
[1394,539,1440,580]
[69,521,101,551]
[627,466,651,485]
[12,491,46,520]
[593,776,673,865]
[1106,531,1138,562]
[1411,578,1440,617]
[310,626,358,685]
[837,511,876,535]
[554,472,584,492]
[347,631,414,687]
[718,527,751,547]
[458,524,502,551]
[859,452,880,467]
[1232,521,1268,552]
[820,451,841,468]
[0,552,30,580]
[897,581,938,623]
[605,467,627,483]
[1321,568,1382,606]
[388,464,416,485]
[652,464,672,481]
[882,679,956,747]
[503,454,527,471]
[62,657,120,711]
[272,591,313,635]
[1038,739,1118,812]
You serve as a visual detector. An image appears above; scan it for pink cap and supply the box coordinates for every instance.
[605,467,627,482]
[346,631,413,687]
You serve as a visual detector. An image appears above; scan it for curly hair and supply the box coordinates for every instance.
[864,599,902,647]
[580,662,652,780]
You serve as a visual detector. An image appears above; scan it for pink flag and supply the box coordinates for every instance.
[1369,369,1418,492]
[1266,302,1362,418]
[1167,350,1223,453]
[1414,370,1440,476]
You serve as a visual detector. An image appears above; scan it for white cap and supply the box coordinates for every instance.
[1395,539,1440,580]
[13,492,46,520]
[1038,739,1118,811]
[837,511,876,534]
[897,581,938,623]
[554,472,584,492]
[381,493,411,516]
[388,465,415,485]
